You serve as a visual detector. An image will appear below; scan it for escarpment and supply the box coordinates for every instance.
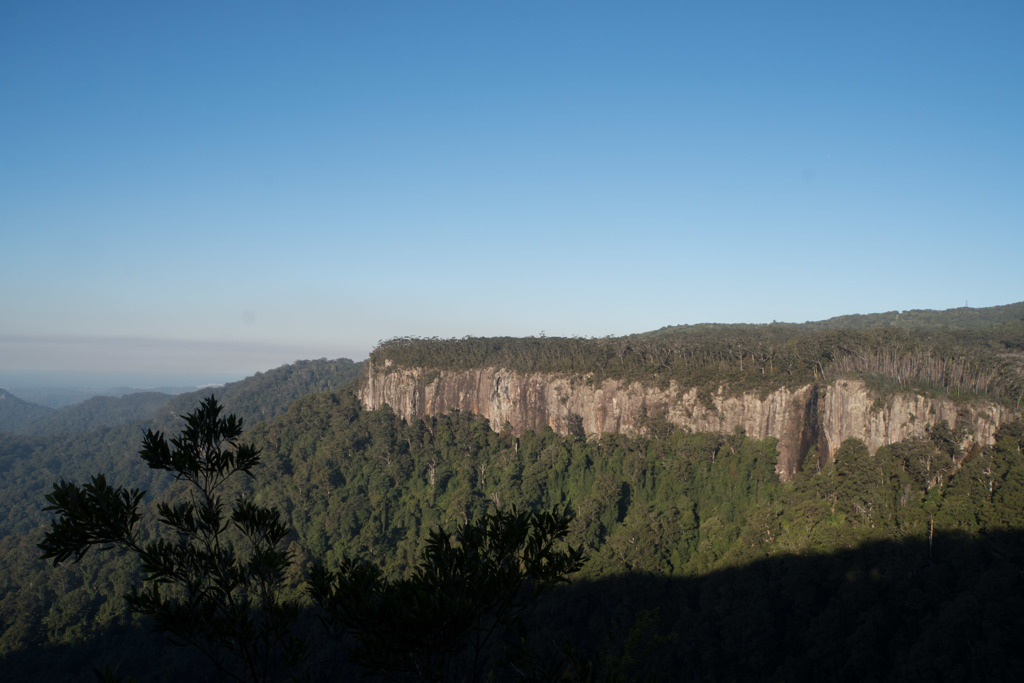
[359,362,1017,481]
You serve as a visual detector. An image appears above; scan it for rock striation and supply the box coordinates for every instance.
[359,362,1017,480]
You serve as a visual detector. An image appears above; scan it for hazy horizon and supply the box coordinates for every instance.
[0,369,237,393]
[5,298,1020,394]
[0,333,364,391]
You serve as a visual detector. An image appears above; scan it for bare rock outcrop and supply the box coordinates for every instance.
[359,362,1016,480]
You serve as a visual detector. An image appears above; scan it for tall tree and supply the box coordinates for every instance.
[39,397,303,682]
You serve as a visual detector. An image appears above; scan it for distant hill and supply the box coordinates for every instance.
[0,390,176,436]
[0,357,364,543]
[28,392,176,435]
[0,389,55,433]
[0,358,365,436]
[5,385,198,409]
[160,358,365,427]
[809,301,1024,330]
[644,301,1024,336]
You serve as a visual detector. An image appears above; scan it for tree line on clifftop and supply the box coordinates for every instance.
[371,303,1024,407]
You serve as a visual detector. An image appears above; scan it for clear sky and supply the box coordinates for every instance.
[2,1,1022,388]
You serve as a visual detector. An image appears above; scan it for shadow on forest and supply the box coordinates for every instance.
[5,529,1023,682]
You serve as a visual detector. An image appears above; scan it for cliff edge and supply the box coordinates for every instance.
[359,362,1015,481]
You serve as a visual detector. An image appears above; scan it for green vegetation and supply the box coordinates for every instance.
[0,327,1021,679]
[0,358,364,437]
[20,393,175,436]
[39,397,304,682]
[162,357,364,426]
[30,398,589,682]
[371,302,1024,406]
[0,389,55,433]
[309,506,585,682]
[800,300,1024,330]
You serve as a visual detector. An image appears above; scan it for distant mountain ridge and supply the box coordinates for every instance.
[644,301,1024,336]
[0,389,55,433]
[0,358,365,436]
[160,357,365,427]
[26,392,175,435]
[5,385,199,409]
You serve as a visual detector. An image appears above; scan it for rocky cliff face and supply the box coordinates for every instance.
[359,362,1016,480]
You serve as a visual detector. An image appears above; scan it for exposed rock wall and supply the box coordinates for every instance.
[359,362,1016,480]
[817,379,1008,460]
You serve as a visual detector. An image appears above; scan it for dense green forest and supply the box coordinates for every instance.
[3,387,1023,680]
[2,311,1023,681]
[0,358,365,679]
[371,302,1024,406]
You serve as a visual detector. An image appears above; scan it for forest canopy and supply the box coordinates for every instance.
[2,308,1023,680]
[3,386,1024,680]
[370,303,1024,406]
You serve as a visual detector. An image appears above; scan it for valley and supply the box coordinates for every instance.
[1,304,1022,680]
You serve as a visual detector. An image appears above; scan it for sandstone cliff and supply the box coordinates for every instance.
[359,362,1016,480]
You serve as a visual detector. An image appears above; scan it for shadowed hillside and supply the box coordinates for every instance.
[3,530,1022,682]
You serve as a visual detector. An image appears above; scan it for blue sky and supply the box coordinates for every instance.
[2,1,1022,387]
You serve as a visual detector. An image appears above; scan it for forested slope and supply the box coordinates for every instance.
[161,357,364,426]
[0,358,363,438]
[2,313,1023,679]
[0,359,366,681]
[20,392,175,436]
[0,389,55,433]
[6,387,1021,680]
